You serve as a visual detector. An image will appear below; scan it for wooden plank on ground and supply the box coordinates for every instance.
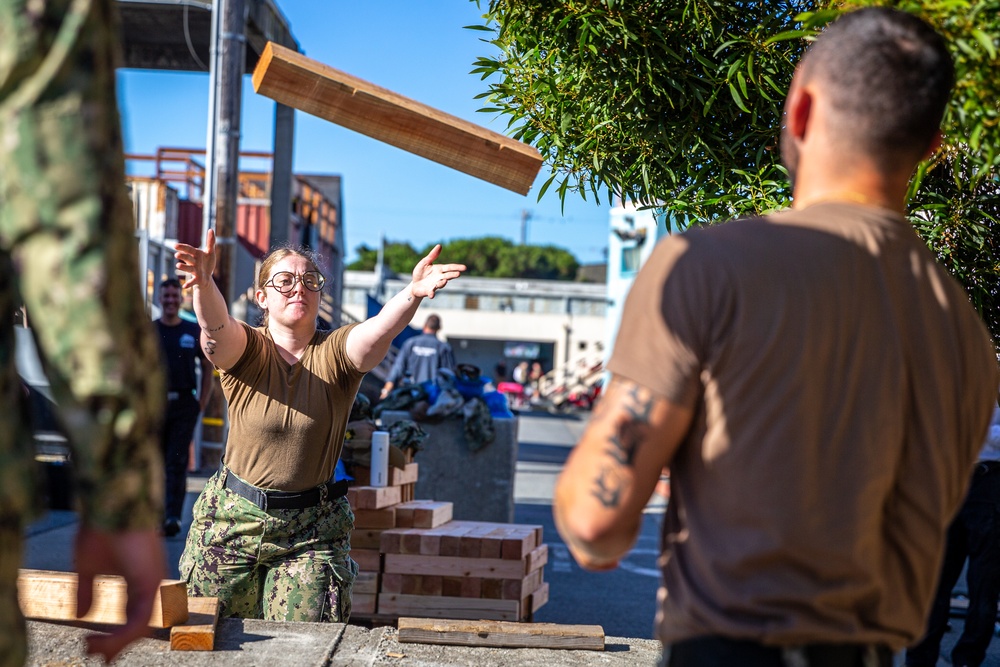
[348,485,401,510]
[252,42,543,195]
[378,594,520,622]
[397,617,604,651]
[17,569,188,628]
[170,597,219,651]
[395,500,453,529]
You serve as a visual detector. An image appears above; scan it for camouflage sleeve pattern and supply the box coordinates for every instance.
[0,0,165,532]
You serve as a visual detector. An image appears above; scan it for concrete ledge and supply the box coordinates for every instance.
[381,411,518,524]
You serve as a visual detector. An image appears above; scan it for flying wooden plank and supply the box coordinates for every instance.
[170,597,219,651]
[17,569,188,628]
[397,617,605,651]
[252,42,543,195]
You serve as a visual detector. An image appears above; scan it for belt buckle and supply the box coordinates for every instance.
[258,487,268,511]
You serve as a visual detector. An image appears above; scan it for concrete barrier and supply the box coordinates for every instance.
[380,410,518,523]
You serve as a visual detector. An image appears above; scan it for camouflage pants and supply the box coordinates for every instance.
[0,1,165,665]
[179,470,359,622]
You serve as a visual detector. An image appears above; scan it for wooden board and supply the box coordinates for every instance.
[397,617,604,651]
[389,463,419,487]
[17,569,188,628]
[353,571,380,595]
[378,593,520,622]
[348,485,401,510]
[384,544,548,580]
[170,597,219,651]
[351,548,382,572]
[351,528,387,551]
[395,500,453,529]
[354,507,397,529]
[252,42,543,195]
[530,581,550,614]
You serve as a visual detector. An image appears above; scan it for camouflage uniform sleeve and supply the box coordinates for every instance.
[0,0,164,531]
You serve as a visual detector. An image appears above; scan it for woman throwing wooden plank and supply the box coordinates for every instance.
[174,230,464,621]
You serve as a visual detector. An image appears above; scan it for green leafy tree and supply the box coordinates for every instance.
[472,0,1000,340]
[347,236,580,280]
[345,241,422,274]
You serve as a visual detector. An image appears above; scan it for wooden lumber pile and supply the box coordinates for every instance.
[379,522,548,622]
[347,463,548,622]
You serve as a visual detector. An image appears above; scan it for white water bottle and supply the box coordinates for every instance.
[371,430,389,487]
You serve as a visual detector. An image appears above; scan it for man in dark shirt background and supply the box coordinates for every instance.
[380,314,455,398]
[155,278,213,537]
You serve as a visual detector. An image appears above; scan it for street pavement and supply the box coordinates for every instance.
[21,409,1000,666]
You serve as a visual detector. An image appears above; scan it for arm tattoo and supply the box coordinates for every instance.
[605,382,653,467]
[588,379,656,508]
[203,323,225,333]
[591,465,624,508]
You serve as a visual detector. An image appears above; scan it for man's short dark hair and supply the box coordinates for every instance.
[798,8,954,167]
[424,314,441,332]
[161,278,182,290]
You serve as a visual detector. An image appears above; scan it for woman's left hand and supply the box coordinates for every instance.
[410,245,466,299]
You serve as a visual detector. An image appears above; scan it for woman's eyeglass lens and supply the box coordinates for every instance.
[267,271,325,294]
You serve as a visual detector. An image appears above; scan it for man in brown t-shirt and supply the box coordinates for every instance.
[553,9,998,667]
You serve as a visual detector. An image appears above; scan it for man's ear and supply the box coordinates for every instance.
[255,289,268,310]
[785,85,813,141]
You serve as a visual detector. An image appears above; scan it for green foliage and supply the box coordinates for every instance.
[345,241,422,274]
[347,236,581,281]
[473,0,810,225]
[472,0,1000,342]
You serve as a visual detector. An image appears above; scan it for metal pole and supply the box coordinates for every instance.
[201,0,219,245]
[207,0,246,310]
[269,103,295,250]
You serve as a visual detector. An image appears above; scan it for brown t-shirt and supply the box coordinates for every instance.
[220,322,364,491]
[608,203,997,650]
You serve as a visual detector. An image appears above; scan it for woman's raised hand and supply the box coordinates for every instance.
[174,229,218,289]
[410,244,466,299]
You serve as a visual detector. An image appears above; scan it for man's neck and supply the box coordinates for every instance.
[160,314,182,326]
[790,154,911,216]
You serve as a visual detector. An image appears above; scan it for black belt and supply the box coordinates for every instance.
[221,465,349,511]
[667,636,892,667]
[975,460,1000,477]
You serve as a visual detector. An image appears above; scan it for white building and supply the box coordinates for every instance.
[605,201,673,355]
[343,270,607,391]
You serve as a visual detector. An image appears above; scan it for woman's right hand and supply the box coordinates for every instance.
[174,228,217,289]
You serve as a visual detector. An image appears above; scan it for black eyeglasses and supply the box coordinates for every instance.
[265,271,325,295]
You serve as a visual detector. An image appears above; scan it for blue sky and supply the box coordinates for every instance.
[117,2,612,265]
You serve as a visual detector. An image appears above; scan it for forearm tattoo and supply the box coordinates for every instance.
[590,379,655,508]
[203,339,217,356]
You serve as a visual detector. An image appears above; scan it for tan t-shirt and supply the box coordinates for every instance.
[220,322,364,491]
[608,203,997,650]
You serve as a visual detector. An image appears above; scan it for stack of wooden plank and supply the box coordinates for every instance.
[379,521,548,621]
[347,462,548,622]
